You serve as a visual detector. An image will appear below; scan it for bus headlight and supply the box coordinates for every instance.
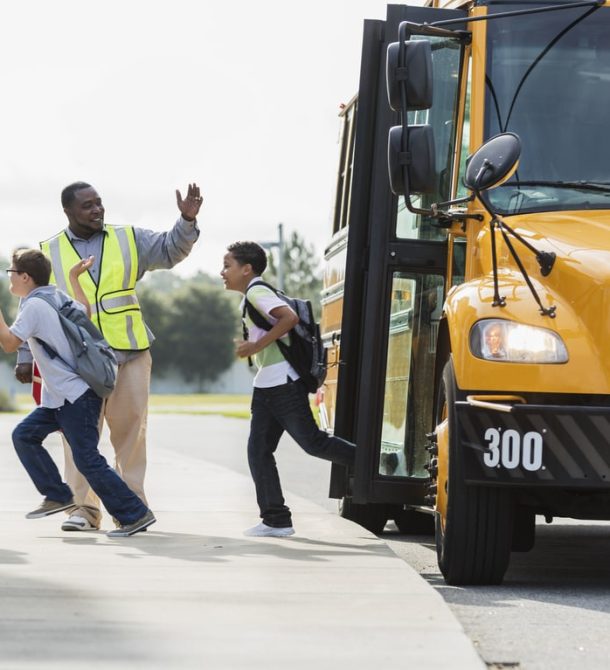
[470,319,568,363]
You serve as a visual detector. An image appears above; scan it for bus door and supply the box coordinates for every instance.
[349,5,468,507]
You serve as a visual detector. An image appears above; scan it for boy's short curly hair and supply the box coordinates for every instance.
[12,249,51,287]
[227,241,267,275]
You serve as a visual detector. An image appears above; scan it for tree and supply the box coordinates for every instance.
[265,231,323,318]
[169,284,238,391]
[140,268,221,295]
[138,274,240,388]
[137,285,174,376]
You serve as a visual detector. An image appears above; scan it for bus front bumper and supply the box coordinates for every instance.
[456,401,610,488]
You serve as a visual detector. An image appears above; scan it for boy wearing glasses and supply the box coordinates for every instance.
[0,249,155,537]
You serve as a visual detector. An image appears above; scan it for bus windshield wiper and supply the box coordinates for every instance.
[506,180,610,193]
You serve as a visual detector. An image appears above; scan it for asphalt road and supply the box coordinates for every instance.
[164,414,610,670]
[384,520,610,670]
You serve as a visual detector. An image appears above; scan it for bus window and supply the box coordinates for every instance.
[379,271,445,478]
[333,97,357,235]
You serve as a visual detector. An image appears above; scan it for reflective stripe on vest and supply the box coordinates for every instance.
[40,226,149,351]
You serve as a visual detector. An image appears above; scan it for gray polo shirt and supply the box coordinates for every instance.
[10,286,89,408]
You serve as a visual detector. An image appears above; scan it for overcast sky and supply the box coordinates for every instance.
[0,0,396,278]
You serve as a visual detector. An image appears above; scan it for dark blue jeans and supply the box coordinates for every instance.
[12,389,149,525]
[248,378,355,528]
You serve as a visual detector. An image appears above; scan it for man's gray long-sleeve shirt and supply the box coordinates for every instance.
[17,216,199,365]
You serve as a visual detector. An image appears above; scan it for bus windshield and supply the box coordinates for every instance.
[484,3,610,215]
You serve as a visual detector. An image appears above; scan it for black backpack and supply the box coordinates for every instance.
[33,294,118,398]
[243,282,327,393]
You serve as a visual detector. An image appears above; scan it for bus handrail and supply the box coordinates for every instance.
[466,395,527,413]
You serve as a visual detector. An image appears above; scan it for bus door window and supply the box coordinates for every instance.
[455,57,472,201]
[379,272,445,478]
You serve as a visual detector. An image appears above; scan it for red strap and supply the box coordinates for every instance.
[32,362,42,406]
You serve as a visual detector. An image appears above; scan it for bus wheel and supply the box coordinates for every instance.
[339,498,388,534]
[394,508,435,535]
[434,360,513,585]
[512,507,536,552]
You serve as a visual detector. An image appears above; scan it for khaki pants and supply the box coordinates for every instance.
[62,350,152,527]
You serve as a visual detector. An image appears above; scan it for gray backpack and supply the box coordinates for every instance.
[33,294,118,398]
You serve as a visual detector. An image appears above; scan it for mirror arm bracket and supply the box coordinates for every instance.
[429,203,483,227]
[400,21,471,43]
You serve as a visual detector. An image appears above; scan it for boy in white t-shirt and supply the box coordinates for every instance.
[0,249,155,537]
[222,241,355,537]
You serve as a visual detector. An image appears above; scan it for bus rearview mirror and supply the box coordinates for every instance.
[464,133,521,193]
[388,124,436,196]
[386,40,433,112]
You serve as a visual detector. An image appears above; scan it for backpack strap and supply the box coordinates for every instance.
[242,282,294,367]
[34,337,61,361]
[241,282,273,367]
[242,300,272,332]
[242,281,281,332]
[30,295,72,368]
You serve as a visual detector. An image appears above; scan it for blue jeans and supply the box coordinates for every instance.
[12,389,149,525]
[248,378,355,528]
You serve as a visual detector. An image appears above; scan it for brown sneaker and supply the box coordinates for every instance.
[106,510,156,538]
[26,499,76,519]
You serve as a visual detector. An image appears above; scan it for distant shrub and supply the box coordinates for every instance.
[0,389,16,412]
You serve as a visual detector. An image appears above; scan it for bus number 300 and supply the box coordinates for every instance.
[483,428,544,471]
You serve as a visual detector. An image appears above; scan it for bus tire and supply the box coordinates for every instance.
[512,507,536,552]
[339,498,388,534]
[394,508,435,535]
[435,360,513,585]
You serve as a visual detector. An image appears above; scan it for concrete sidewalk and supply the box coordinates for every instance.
[0,413,484,669]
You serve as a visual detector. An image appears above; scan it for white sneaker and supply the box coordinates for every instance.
[61,515,98,532]
[244,522,295,537]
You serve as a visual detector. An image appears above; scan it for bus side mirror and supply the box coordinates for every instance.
[386,40,433,111]
[464,133,521,194]
[388,124,436,195]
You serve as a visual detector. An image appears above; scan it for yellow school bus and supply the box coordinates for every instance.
[322,0,610,584]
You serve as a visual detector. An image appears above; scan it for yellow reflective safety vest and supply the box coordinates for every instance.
[40,226,150,351]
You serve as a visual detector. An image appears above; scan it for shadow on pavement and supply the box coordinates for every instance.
[55,531,394,564]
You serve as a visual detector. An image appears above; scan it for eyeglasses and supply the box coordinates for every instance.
[5,269,22,274]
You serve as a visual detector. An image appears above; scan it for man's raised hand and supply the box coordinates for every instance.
[176,183,204,222]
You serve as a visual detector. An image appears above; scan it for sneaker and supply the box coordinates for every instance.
[61,515,99,532]
[106,510,156,538]
[25,499,76,520]
[111,517,147,531]
[243,522,295,537]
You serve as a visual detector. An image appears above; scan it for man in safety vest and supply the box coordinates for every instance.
[14,181,202,531]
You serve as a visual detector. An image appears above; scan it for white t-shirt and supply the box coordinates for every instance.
[241,279,299,388]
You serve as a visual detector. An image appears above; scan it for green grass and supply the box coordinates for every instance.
[13,392,319,423]
[148,394,250,407]
[12,392,252,419]
[147,394,252,419]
